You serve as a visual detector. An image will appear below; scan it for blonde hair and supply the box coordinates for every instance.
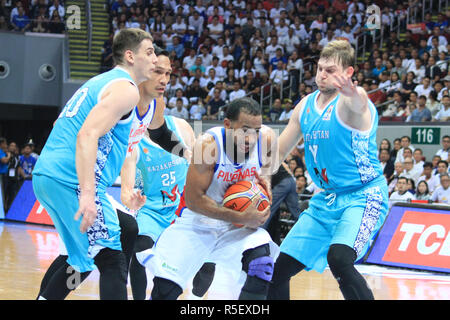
[320,40,355,69]
[112,28,153,65]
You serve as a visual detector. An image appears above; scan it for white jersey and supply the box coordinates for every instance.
[181,126,263,226]
[126,100,156,157]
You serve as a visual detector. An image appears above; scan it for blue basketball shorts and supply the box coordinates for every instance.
[280,176,389,273]
[33,174,122,272]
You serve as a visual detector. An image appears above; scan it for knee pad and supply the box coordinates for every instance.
[242,244,274,282]
[240,244,274,300]
[327,244,357,276]
[94,248,127,281]
[134,235,154,253]
[192,262,216,297]
[151,277,183,300]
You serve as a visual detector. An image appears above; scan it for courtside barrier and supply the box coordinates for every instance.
[365,202,450,273]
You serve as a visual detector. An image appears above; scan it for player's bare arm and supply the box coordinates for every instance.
[185,133,269,228]
[332,73,372,132]
[75,80,140,233]
[173,117,195,163]
[257,125,278,203]
[120,148,146,211]
[277,97,305,168]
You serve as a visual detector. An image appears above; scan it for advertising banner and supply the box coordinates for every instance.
[366,203,450,273]
[4,180,122,226]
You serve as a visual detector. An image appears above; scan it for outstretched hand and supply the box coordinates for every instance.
[330,74,359,98]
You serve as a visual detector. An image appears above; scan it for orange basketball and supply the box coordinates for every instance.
[222,180,270,227]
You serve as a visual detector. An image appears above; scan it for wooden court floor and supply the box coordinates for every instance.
[1,221,449,300]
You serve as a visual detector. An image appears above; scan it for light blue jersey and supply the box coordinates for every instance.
[135,115,189,241]
[300,90,383,194]
[32,67,140,272]
[33,67,137,191]
[280,90,389,273]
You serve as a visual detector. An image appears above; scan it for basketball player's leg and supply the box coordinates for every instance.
[93,192,129,300]
[267,252,305,300]
[130,234,154,300]
[191,262,216,298]
[269,195,333,299]
[33,175,97,299]
[116,208,139,270]
[239,243,274,300]
[149,223,213,300]
[328,185,387,300]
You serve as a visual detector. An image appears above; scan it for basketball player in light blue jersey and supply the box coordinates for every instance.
[268,40,389,300]
[32,28,158,300]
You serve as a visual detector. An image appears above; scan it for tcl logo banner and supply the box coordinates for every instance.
[366,204,450,273]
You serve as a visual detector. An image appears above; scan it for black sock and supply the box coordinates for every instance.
[130,254,147,300]
[130,235,154,300]
[327,244,374,300]
[117,209,139,271]
[37,255,68,299]
[267,253,305,300]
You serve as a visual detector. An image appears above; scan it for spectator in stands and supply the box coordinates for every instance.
[169,98,189,120]
[49,0,64,19]
[367,79,387,105]
[188,10,204,35]
[425,55,442,82]
[168,88,189,109]
[204,88,225,120]
[426,90,442,116]
[414,180,432,201]
[242,70,262,102]
[409,58,426,84]
[0,15,8,31]
[418,162,439,193]
[407,95,432,122]
[19,142,36,179]
[392,57,407,81]
[269,48,287,74]
[378,71,391,91]
[402,157,421,185]
[389,177,414,208]
[181,26,199,50]
[229,80,246,101]
[47,10,65,34]
[435,135,450,162]
[268,98,283,123]
[396,136,415,163]
[427,26,448,48]
[414,77,433,98]
[278,99,294,123]
[432,172,450,204]
[296,175,313,201]
[11,5,30,32]
[189,99,206,120]
[400,71,417,99]
[433,95,450,122]
[379,148,395,181]
[186,78,206,104]
[270,60,289,97]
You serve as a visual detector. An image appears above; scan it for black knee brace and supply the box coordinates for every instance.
[327,244,374,300]
[239,244,274,300]
[192,262,216,298]
[151,277,183,300]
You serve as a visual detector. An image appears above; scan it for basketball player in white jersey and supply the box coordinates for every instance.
[140,97,280,300]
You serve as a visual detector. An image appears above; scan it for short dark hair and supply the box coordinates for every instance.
[154,44,169,57]
[397,177,408,184]
[423,162,433,168]
[225,97,261,121]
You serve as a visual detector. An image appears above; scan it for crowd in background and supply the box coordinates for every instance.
[1,1,449,122]
[0,0,66,33]
[99,0,450,121]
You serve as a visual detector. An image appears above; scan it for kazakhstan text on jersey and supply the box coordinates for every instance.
[300,90,383,193]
